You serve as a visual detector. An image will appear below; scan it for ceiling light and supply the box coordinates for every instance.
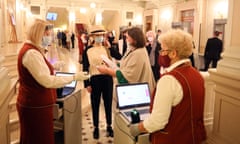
[90,2,96,9]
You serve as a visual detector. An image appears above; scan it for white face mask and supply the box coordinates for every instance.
[127,42,134,50]
[81,36,87,43]
[42,36,52,47]
[148,37,154,42]
[94,36,104,43]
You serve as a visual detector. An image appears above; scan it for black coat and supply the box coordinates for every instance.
[204,37,223,60]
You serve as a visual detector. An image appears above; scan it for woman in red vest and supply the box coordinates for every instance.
[17,19,89,144]
[130,29,206,144]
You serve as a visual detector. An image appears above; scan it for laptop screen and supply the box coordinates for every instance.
[116,82,151,109]
[55,72,77,88]
[55,72,77,98]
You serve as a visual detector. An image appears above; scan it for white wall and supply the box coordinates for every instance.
[157,5,175,33]
[0,8,2,46]
[106,11,121,40]
[0,0,8,45]
[201,0,228,53]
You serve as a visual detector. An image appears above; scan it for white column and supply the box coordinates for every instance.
[95,11,103,25]
[207,0,240,144]
[69,9,76,32]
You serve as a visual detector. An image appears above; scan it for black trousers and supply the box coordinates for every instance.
[151,66,160,82]
[90,75,113,128]
[71,40,74,48]
[204,58,219,71]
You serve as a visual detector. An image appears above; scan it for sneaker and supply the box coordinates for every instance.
[93,127,99,139]
[106,126,114,137]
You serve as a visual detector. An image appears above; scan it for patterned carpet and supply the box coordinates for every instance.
[53,47,117,143]
[81,104,115,144]
[54,99,116,144]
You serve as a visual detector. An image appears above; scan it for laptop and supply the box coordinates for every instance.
[55,72,77,98]
[116,82,151,123]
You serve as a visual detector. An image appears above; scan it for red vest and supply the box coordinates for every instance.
[150,63,206,144]
[17,43,56,107]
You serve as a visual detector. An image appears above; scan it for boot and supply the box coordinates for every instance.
[93,127,99,139]
[106,126,114,137]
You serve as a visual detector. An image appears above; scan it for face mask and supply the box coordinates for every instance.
[42,36,52,47]
[158,54,171,68]
[81,37,87,43]
[148,37,154,42]
[127,42,134,49]
[94,36,104,43]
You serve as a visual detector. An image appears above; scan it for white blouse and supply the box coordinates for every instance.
[21,41,74,88]
[143,59,190,133]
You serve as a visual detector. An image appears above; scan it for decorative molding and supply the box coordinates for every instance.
[207,70,240,144]
[217,46,240,77]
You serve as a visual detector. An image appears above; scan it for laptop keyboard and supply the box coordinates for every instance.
[124,109,149,117]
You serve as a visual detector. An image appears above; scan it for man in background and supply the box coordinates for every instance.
[203,31,223,71]
[71,32,75,49]
[57,29,62,47]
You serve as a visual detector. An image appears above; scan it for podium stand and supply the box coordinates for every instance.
[114,111,150,144]
[53,87,82,144]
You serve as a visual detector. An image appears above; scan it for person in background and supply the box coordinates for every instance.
[203,30,223,71]
[189,41,196,68]
[81,32,88,49]
[57,29,62,47]
[61,30,67,48]
[145,30,161,81]
[71,32,75,49]
[82,25,115,140]
[17,19,90,144]
[107,31,115,46]
[129,29,206,144]
[77,31,84,63]
[97,27,156,95]
[66,30,71,50]
[118,29,128,56]
[156,29,162,40]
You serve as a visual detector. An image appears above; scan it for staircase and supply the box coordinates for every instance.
[9,89,19,144]
[1,54,18,79]
[1,54,20,144]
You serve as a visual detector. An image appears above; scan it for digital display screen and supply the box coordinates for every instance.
[116,83,150,109]
[46,12,58,21]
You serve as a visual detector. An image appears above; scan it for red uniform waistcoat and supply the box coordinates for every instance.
[150,63,206,144]
[17,43,56,106]
[17,43,56,144]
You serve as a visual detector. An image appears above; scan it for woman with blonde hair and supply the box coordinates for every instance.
[129,29,206,144]
[17,19,89,144]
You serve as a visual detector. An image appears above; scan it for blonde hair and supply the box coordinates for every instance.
[159,29,193,59]
[27,19,50,46]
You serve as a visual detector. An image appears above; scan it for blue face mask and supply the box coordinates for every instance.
[42,36,52,47]
[94,36,104,43]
